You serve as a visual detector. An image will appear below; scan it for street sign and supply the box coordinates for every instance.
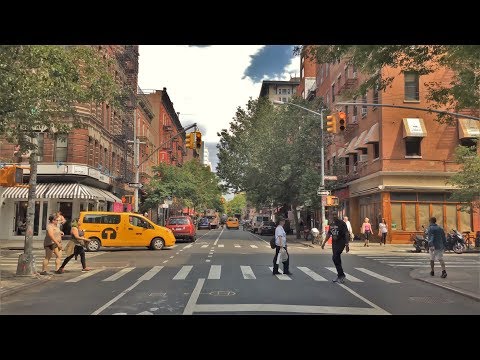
[324,175,338,181]
[128,183,143,189]
[317,190,330,196]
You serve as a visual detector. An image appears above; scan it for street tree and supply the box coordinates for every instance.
[225,193,246,217]
[0,45,121,275]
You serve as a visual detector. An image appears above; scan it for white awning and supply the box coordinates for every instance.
[1,183,50,199]
[1,183,121,202]
[458,118,480,139]
[364,123,380,144]
[403,118,427,138]
[345,136,359,155]
[353,130,368,150]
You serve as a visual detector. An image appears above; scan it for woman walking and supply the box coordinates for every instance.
[378,218,388,245]
[56,219,91,273]
[40,214,63,275]
[361,217,372,247]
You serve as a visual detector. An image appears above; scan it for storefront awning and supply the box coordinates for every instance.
[364,123,380,144]
[1,183,50,199]
[345,136,359,155]
[1,183,121,202]
[403,118,427,138]
[458,118,480,139]
[337,147,346,158]
[354,130,368,150]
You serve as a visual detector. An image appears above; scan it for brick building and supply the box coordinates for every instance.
[299,48,479,243]
[0,45,139,241]
[259,78,300,103]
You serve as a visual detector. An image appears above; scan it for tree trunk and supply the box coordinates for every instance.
[292,202,301,239]
[16,146,37,276]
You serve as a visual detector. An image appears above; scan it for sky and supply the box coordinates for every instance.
[138,45,298,171]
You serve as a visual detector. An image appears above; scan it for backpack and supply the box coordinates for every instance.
[270,236,276,249]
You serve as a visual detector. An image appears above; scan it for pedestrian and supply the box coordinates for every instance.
[427,217,447,278]
[56,219,91,274]
[56,211,66,230]
[272,218,291,275]
[40,214,64,275]
[361,217,372,247]
[343,216,354,242]
[321,214,350,283]
[378,218,388,245]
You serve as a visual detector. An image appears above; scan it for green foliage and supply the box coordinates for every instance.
[216,96,326,211]
[296,45,480,123]
[447,143,480,211]
[226,193,247,216]
[143,160,223,212]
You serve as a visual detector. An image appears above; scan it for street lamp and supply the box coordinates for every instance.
[273,100,327,243]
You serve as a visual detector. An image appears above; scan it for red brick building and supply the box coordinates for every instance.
[299,47,480,243]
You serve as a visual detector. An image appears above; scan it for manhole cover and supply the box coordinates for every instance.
[208,290,236,296]
[408,296,454,304]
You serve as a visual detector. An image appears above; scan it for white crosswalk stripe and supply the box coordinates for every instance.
[326,267,363,282]
[201,245,209,248]
[250,245,258,248]
[354,268,400,283]
[173,265,193,280]
[297,266,327,281]
[240,266,256,279]
[103,267,135,281]
[358,254,480,268]
[268,267,291,280]
[65,269,104,283]
[218,244,224,248]
[208,265,221,279]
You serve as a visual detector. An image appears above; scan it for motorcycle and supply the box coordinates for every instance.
[445,230,466,254]
[411,225,429,253]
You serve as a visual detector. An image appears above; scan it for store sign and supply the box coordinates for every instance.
[72,165,88,175]
[88,168,100,179]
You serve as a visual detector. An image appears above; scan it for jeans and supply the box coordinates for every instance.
[332,242,346,277]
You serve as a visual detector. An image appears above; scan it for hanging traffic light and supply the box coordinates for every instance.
[326,114,338,134]
[185,132,195,149]
[0,166,24,187]
[338,111,347,132]
[195,132,202,150]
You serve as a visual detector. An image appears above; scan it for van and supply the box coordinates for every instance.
[79,211,176,252]
[252,214,270,233]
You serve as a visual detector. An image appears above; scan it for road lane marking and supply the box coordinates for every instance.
[92,280,143,315]
[173,265,193,280]
[208,265,221,279]
[184,244,193,249]
[193,304,387,315]
[206,259,211,262]
[354,268,400,283]
[213,227,224,245]
[137,266,164,281]
[208,255,213,257]
[297,266,327,281]
[183,278,205,315]
[201,245,209,248]
[269,267,291,280]
[102,267,135,282]
[163,260,168,263]
[338,284,390,315]
[176,252,180,254]
[234,245,240,248]
[250,245,258,248]
[326,267,363,282]
[218,244,224,248]
[65,269,103,283]
[240,266,256,279]
[169,256,174,258]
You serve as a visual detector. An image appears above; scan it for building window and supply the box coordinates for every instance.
[326,94,329,106]
[362,95,367,116]
[331,83,335,103]
[404,72,419,101]
[292,88,296,94]
[32,133,45,162]
[282,89,287,95]
[405,138,422,156]
[282,97,287,103]
[353,153,358,167]
[460,138,477,152]
[345,105,349,115]
[287,89,291,95]
[345,157,349,174]
[55,134,68,162]
[353,97,357,116]
[278,97,282,102]
[373,142,380,159]
[373,82,379,104]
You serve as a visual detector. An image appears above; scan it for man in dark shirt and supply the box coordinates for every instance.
[321,214,350,283]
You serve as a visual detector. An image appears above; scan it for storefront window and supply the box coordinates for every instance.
[459,207,472,232]
[418,204,430,229]
[42,203,48,230]
[15,201,40,236]
[391,203,402,231]
[445,204,457,232]
[431,204,444,228]
[405,204,416,231]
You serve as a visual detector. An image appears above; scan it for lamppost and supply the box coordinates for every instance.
[273,100,327,243]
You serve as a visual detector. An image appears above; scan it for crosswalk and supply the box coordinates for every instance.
[0,250,104,269]
[59,264,403,284]
[358,254,480,268]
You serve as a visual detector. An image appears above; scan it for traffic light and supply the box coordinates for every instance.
[326,195,339,206]
[0,166,24,187]
[195,132,202,149]
[326,114,338,134]
[185,132,195,149]
[338,111,347,132]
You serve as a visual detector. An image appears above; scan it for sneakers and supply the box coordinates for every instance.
[332,275,346,284]
[55,268,64,274]
[272,271,280,275]
[82,268,91,272]
[430,270,434,276]
[39,271,50,275]
[283,272,292,275]
[441,270,447,278]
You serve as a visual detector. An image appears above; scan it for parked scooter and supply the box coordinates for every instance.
[411,225,429,253]
[445,230,466,254]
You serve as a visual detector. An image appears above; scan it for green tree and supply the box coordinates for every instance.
[295,45,480,122]
[226,193,247,216]
[448,143,480,211]
[0,45,121,275]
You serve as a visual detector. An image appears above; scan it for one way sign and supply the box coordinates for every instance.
[128,183,143,189]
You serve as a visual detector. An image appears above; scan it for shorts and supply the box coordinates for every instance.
[45,243,58,251]
[429,248,444,261]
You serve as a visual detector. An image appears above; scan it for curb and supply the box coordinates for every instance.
[0,277,50,299]
[415,277,480,302]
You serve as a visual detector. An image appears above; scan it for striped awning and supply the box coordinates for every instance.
[1,183,121,202]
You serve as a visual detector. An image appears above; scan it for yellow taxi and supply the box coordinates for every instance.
[79,211,176,251]
[226,217,239,230]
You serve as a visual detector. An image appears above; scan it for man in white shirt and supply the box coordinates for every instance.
[273,218,291,275]
[344,216,354,242]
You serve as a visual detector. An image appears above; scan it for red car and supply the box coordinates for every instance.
[166,216,196,242]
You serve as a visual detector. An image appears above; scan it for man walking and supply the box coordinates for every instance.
[321,214,350,283]
[273,218,291,275]
[428,217,447,278]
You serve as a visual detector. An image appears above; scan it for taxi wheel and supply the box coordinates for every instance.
[150,237,165,250]
[86,238,101,252]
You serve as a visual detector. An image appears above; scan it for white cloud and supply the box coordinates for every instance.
[138,45,266,143]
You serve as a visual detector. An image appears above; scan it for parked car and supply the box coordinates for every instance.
[166,216,196,242]
[258,221,276,236]
[197,217,211,230]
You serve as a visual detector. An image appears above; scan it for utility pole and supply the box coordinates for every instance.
[127,107,146,213]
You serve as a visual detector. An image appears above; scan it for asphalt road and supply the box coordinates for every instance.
[1,228,479,315]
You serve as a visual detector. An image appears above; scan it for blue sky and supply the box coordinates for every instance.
[138,45,298,171]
